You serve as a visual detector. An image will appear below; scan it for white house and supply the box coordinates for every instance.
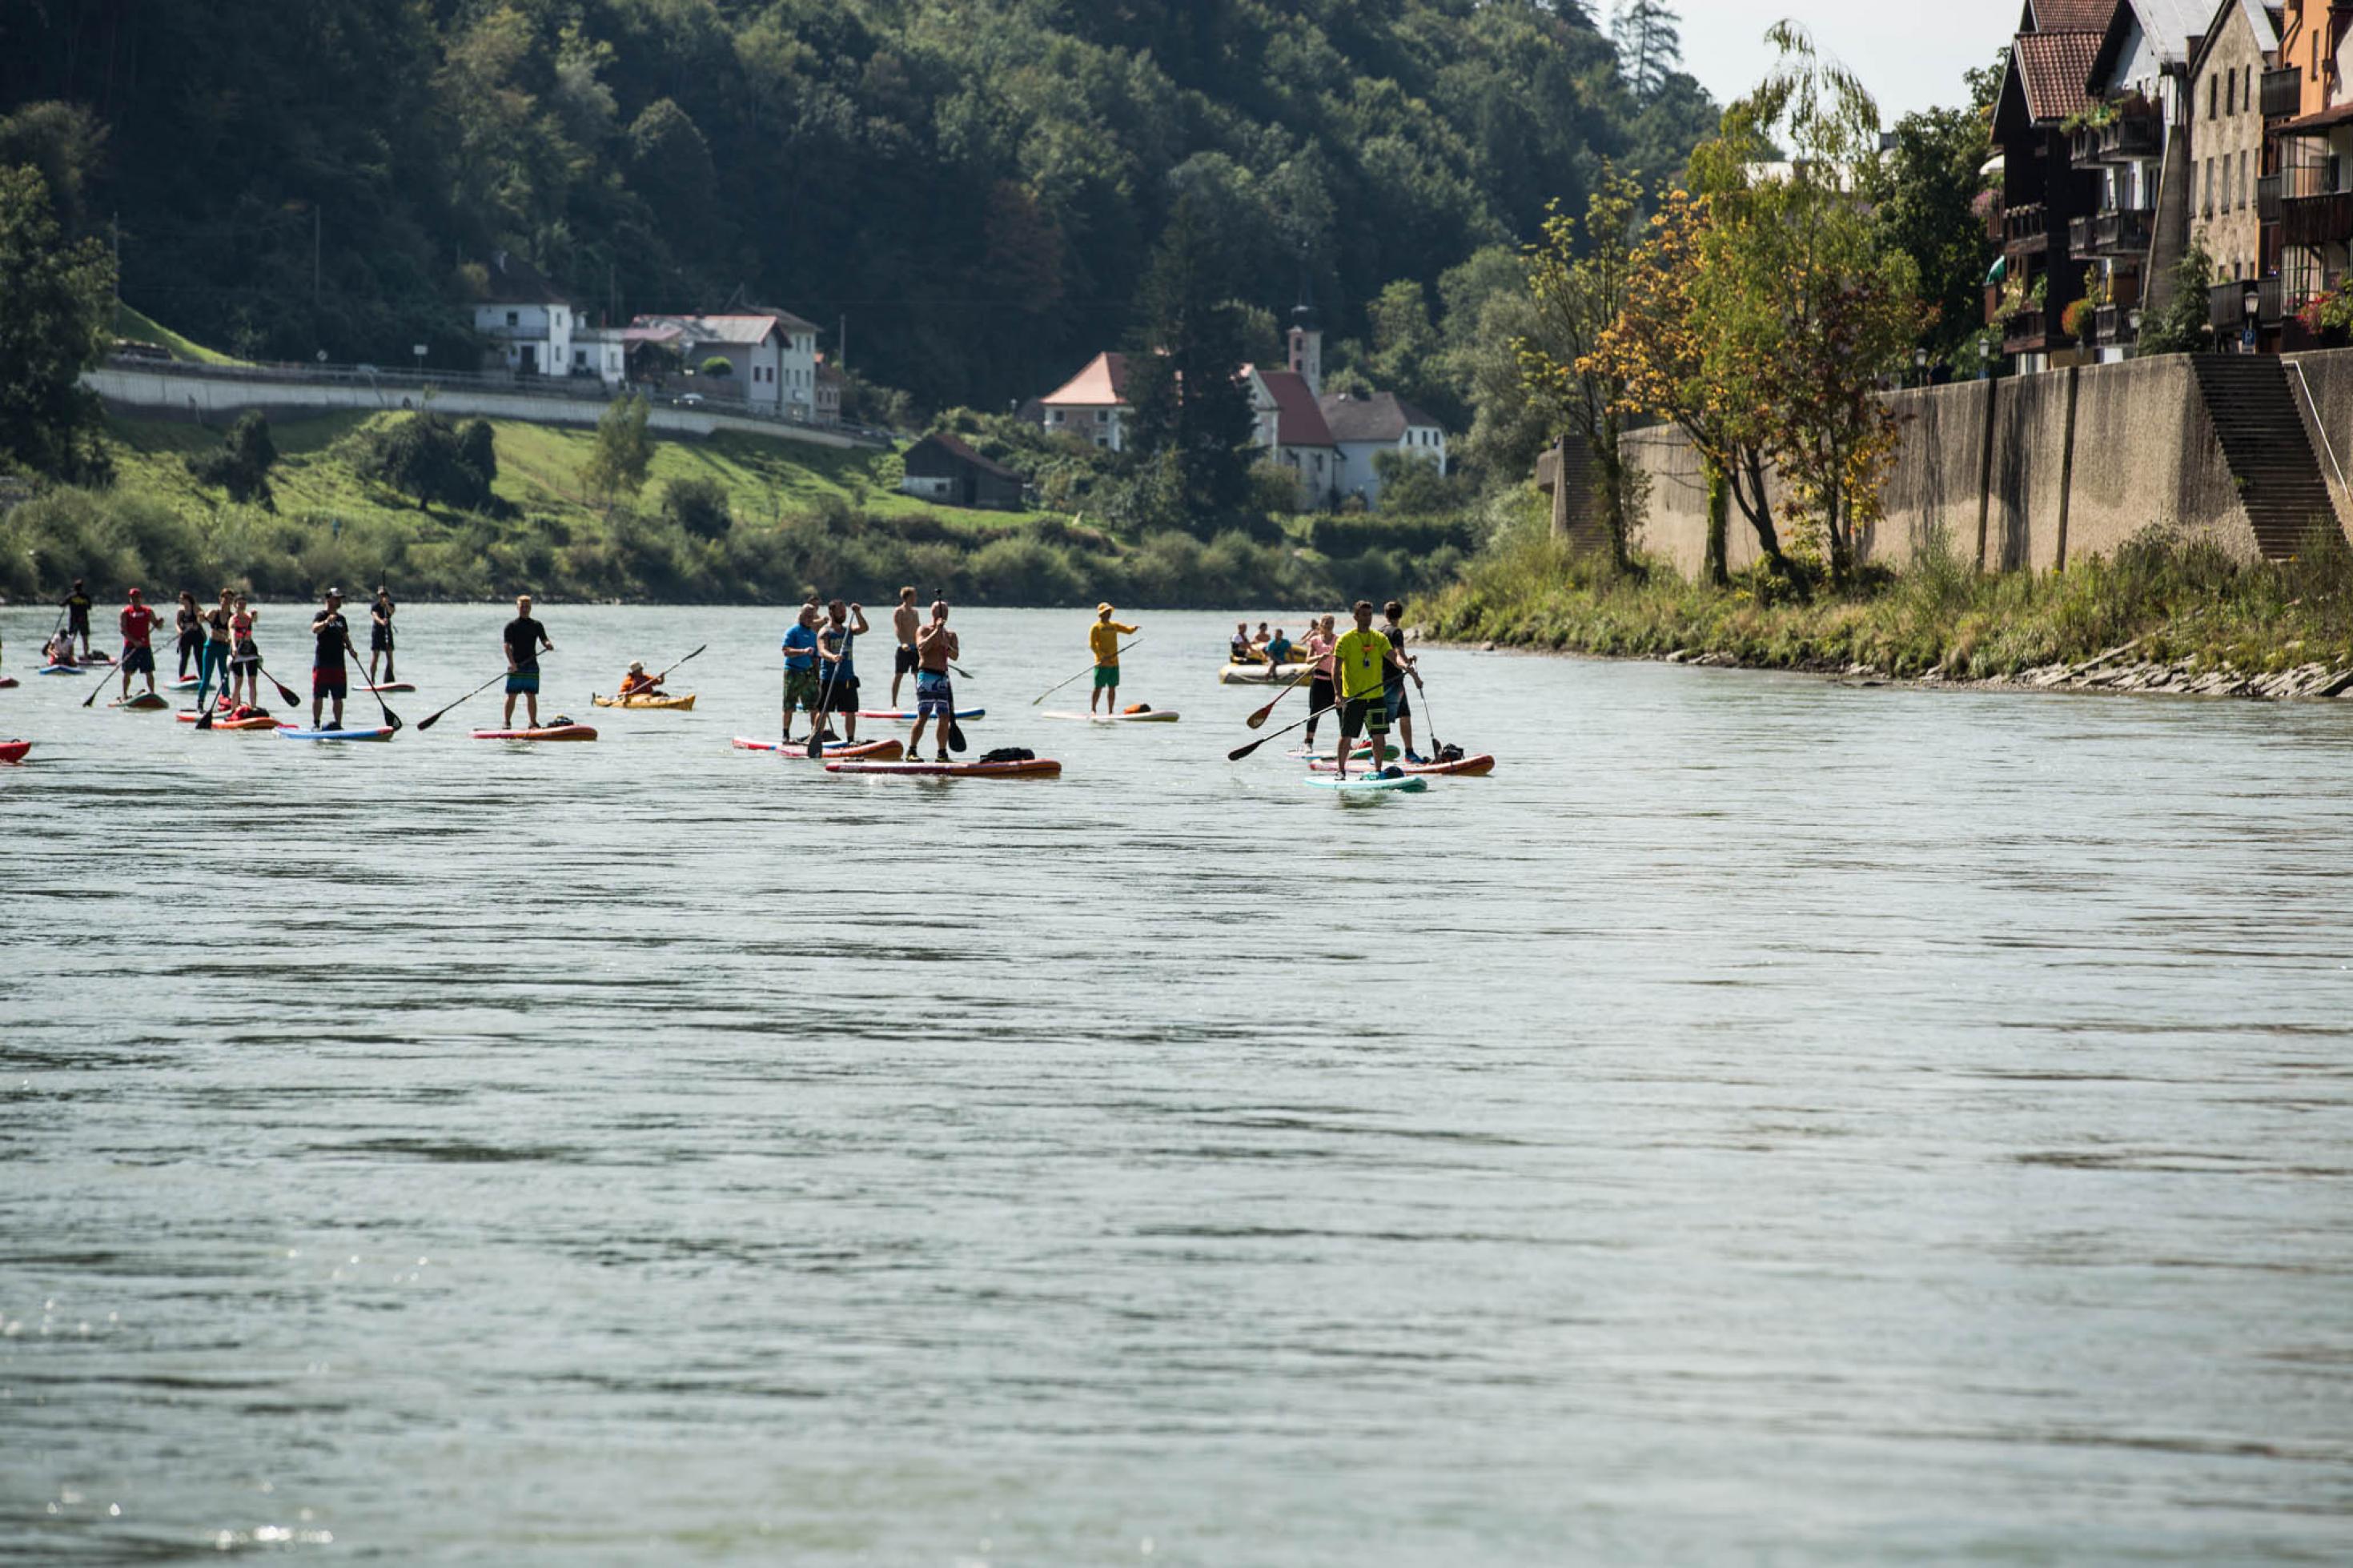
[625,310,821,417]
[1243,363,1337,508]
[1038,351,1134,450]
[474,251,576,379]
[1319,391,1448,507]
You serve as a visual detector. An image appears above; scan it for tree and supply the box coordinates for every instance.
[1612,1,1684,103]
[1872,87,1996,367]
[1588,188,1780,582]
[0,163,114,483]
[662,475,732,539]
[187,410,280,508]
[1519,170,1648,572]
[1125,194,1259,534]
[354,411,496,512]
[2136,240,2216,356]
[1682,23,1929,587]
[580,394,652,507]
[1371,448,1460,513]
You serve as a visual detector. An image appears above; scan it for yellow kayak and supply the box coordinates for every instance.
[592,692,697,711]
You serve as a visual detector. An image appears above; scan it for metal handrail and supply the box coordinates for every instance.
[2291,358,2351,515]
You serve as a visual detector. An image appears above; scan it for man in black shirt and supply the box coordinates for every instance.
[369,586,397,685]
[62,579,94,659]
[503,593,555,729]
[311,588,352,730]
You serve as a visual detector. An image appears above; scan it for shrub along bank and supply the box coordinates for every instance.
[0,411,1482,608]
[1425,515,2353,687]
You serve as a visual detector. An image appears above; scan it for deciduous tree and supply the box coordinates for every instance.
[580,394,651,508]
[0,162,114,483]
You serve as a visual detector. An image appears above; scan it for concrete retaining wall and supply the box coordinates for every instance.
[1624,350,2303,578]
[86,365,865,451]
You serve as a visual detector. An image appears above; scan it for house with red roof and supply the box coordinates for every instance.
[1991,1,2116,372]
[1038,351,1135,451]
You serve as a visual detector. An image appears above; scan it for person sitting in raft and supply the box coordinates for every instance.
[45,632,78,668]
[1228,621,1263,664]
[1265,627,1293,668]
[617,660,664,699]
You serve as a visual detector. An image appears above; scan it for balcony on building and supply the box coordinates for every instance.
[2067,207,2155,259]
[2090,303,2136,348]
[2068,109,2161,167]
[2278,162,2353,247]
[2259,172,2283,223]
[2001,307,2048,355]
[2262,67,2303,121]
[2207,278,2284,333]
[2002,202,2050,255]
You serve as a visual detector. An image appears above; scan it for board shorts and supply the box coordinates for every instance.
[231,640,258,669]
[894,644,919,676]
[67,608,89,631]
[784,668,823,712]
[1093,664,1120,689]
[505,669,539,695]
[914,670,954,718]
[1337,692,1388,740]
[121,645,155,676]
[823,676,860,714]
[314,666,348,699]
[371,624,394,651]
[1383,683,1411,723]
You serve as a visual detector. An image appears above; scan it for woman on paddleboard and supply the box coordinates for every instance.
[1300,615,1338,752]
[174,592,203,681]
[227,595,259,710]
[369,586,397,686]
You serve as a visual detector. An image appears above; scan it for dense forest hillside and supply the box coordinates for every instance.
[0,0,1715,415]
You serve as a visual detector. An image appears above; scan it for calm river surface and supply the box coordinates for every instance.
[4,604,2351,1563]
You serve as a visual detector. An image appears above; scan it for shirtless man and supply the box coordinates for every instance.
[889,585,921,707]
[907,598,962,763]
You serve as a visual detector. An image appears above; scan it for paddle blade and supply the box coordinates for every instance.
[1226,734,1271,762]
[805,730,825,758]
[195,708,215,730]
[1246,700,1278,728]
[382,706,404,732]
[272,676,299,706]
[947,720,967,754]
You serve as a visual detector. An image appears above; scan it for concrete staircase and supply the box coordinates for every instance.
[2190,355,2339,559]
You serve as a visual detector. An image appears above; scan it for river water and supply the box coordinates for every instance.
[2,604,2350,1563]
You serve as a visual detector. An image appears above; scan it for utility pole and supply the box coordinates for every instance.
[110,213,120,309]
[839,314,847,371]
[313,205,322,306]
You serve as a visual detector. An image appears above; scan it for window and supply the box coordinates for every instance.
[1096,409,1108,423]
[2227,71,2236,115]
[506,311,519,327]
[2209,76,2218,118]
[2241,150,2251,207]
[2204,158,2214,213]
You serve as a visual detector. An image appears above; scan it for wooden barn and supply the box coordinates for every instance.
[899,432,1026,509]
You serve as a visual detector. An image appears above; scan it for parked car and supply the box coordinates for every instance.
[110,339,172,362]
[672,392,705,407]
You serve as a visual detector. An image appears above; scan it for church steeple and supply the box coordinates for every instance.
[1287,291,1323,397]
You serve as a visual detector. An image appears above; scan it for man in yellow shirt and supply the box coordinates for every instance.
[1329,600,1391,780]
[1089,602,1139,714]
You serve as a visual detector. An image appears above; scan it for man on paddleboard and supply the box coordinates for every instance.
[816,599,869,744]
[908,597,961,762]
[117,588,160,702]
[1330,600,1391,782]
[1380,600,1426,764]
[62,579,94,660]
[889,585,921,708]
[781,601,823,745]
[502,593,555,730]
[310,588,352,730]
[1090,602,1139,715]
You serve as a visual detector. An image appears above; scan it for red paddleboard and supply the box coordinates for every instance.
[731,736,904,760]
[471,724,597,741]
[177,708,279,731]
[1307,752,1495,777]
[0,740,29,764]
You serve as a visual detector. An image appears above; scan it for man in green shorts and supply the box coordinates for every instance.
[1329,600,1391,781]
[781,601,825,744]
[1089,602,1138,715]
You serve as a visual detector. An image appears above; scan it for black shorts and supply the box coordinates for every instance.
[824,677,860,714]
[1337,695,1389,740]
[894,644,918,675]
[121,645,155,676]
[371,626,394,651]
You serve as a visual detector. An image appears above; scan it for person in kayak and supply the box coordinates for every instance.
[117,587,161,702]
[1329,601,1392,782]
[1299,615,1338,753]
[889,585,922,708]
[310,588,353,730]
[174,591,203,680]
[780,601,824,745]
[501,593,555,731]
[815,598,868,744]
[62,579,94,660]
[368,585,397,686]
[227,595,259,709]
[908,597,962,763]
[617,660,664,699]
[1266,626,1294,668]
[1090,602,1139,715]
[1228,621,1261,665]
[1379,599,1427,764]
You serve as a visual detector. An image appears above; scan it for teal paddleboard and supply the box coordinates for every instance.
[1303,772,1426,793]
[278,725,394,742]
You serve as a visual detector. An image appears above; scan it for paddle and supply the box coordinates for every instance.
[1244,668,1315,730]
[77,660,118,708]
[417,668,510,732]
[253,661,303,709]
[1226,696,1343,762]
[343,635,403,732]
[1030,639,1139,705]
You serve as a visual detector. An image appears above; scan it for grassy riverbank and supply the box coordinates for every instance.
[0,411,1473,608]
[1426,517,2353,680]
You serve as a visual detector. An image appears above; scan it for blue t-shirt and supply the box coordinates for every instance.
[817,624,854,681]
[782,623,817,672]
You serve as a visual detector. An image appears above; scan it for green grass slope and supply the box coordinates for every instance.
[112,303,243,364]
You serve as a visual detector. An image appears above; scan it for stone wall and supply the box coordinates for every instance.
[1621,350,2311,578]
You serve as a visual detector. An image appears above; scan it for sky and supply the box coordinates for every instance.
[1674,0,2019,122]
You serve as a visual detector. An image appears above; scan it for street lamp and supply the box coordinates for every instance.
[1978,338,1991,380]
[1913,346,1929,387]
[2243,286,2260,353]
